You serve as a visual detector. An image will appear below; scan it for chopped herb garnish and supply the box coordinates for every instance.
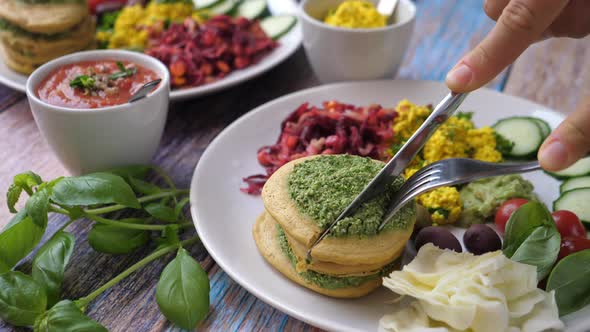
[494,132,515,156]
[69,75,95,90]
[109,62,137,80]
[456,112,474,120]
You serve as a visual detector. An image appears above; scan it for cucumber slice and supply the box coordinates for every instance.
[554,188,590,225]
[561,176,590,193]
[208,0,238,15]
[260,15,297,40]
[547,156,590,179]
[529,117,551,138]
[193,0,222,9]
[493,117,544,158]
[236,0,268,19]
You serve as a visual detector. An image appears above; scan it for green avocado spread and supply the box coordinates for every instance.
[0,18,71,40]
[277,224,396,289]
[287,155,414,237]
[458,175,536,227]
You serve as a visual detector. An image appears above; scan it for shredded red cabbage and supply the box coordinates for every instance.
[241,101,398,195]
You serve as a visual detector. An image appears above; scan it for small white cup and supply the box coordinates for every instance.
[26,50,170,175]
[300,0,416,83]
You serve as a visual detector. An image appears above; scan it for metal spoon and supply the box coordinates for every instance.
[377,0,399,23]
[129,79,162,103]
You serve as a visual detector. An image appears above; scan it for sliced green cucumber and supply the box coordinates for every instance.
[529,117,551,138]
[236,0,268,19]
[208,0,238,15]
[547,156,590,179]
[493,117,544,158]
[554,188,590,225]
[260,15,297,40]
[193,0,223,9]
[560,176,590,193]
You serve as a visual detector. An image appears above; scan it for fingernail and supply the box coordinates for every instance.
[446,64,473,89]
[539,140,569,171]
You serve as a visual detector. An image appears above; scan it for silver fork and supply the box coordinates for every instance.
[378,158,541,231]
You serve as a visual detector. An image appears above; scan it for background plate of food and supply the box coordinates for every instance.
[0,0,301,100]
[190,80,590,332]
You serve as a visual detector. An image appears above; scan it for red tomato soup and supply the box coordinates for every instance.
[37,60,159,109]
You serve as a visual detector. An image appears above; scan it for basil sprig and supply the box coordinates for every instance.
[502,201,561,280]
[0,166,209,330]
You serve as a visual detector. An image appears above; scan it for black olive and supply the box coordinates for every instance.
[463,224,502,255]
[415,226,462,253]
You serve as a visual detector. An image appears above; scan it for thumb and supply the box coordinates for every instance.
[538,96,590,171]
[445,0,568,92]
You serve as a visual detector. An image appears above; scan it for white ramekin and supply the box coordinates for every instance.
[300,0,416,83]
[26,50,170,175]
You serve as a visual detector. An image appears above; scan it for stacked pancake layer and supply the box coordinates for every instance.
[0,0,94,74]
[253,156,416,298]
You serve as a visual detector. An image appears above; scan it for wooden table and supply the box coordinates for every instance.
[1,1,589,331]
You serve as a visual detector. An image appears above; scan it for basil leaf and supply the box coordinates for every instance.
[129,177,162,195]
[502,201,560,280]
[34,300,107,332]
[88,219,148,254]
[509,226,561,280]
[145,202,177,223]
[6,184,22,213]
[0,271,47,327]
[156,248,210,329]
[25,187,51,228]
[32,232,75,307]
[105,165,151,181]
[51,173,140,209]
[0,210,46,273]
[547,249,590,316]
[13,171,43,194]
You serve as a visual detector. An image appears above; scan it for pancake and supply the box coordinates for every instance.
[0,0,87,35]
[262,156,415,265]
[253,212,387,298]
[0,16,94,74]
[0,17,94,64]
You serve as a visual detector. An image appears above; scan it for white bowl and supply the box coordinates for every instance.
[26,50,170,175]
[299,0,416,83]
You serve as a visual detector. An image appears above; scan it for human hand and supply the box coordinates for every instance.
[538,96,590,171]
[445,0,590,92]
[445,0,590,171]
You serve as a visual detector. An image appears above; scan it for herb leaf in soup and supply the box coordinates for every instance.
[109,62,137,80]
[547,249,590,316]
[69,75,96,90]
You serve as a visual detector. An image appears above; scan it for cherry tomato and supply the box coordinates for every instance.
[552,210,586,239]
[494,198,529,234]
[558,237,590,260]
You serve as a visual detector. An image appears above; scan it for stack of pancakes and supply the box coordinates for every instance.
[0,0,94,74]
[253,155,416,298]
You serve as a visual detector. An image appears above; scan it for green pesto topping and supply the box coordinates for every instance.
[287,155,414,237]
[276,224,397,289]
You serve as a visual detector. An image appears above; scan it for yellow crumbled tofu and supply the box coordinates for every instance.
[416,187,462,225]
[101,3,196,50]
[392,100,504,224]
[324,0,387,29]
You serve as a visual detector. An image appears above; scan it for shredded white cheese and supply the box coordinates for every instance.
[379,244,564,332]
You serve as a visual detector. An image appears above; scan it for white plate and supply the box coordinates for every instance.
[190,80,590,332]
[0,0,302,101]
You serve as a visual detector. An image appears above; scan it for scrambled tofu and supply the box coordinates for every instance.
[392,100,504,225]
[96,2,201,50]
